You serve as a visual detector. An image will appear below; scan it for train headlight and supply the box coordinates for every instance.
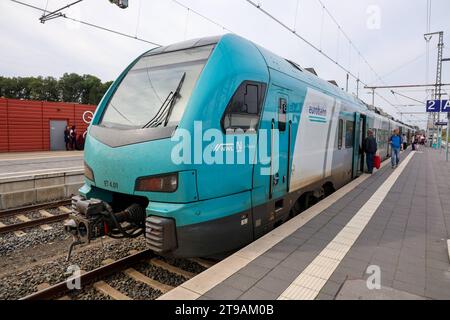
[135,173,178,193]
[84,162,95,182]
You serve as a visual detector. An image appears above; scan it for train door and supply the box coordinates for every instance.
[271,92,291,200]
[352,113,366,178]
[251,84,292,239]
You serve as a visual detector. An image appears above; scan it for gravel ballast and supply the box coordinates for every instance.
[0,209,213,300]
[0,207,72,256]
[0,237,149,300]
[0,223,70,256]
[105,273,161,300]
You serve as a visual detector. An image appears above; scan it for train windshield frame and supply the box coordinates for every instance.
[100,44,215,130]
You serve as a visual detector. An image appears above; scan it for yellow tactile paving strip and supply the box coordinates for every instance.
[278,152,415,300]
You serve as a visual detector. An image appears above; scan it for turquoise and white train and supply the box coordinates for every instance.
[65,34,413,258]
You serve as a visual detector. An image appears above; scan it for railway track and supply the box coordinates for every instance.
[21,249,215,300]
[0,200,72,235]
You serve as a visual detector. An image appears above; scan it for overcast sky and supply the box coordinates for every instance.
[1,0,449,128]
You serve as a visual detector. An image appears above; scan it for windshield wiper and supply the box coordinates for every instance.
[142,91,174,128]
[142,72,186,129]
[163,72,186,127]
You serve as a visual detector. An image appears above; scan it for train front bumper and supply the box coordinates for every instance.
[144,190,253,258]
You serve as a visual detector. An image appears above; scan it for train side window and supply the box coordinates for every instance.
[345,120,354,148]
[338,119,343,149]
[222,81,266,133]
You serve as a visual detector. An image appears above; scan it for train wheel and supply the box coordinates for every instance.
[290,193,313,218]
[322,182,335,197]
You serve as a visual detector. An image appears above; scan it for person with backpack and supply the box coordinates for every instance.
[389,129,402,168]
[364,130,378,174]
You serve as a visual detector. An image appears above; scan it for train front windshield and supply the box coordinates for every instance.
[100,45,214,129]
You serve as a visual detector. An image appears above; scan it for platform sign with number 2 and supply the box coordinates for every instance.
[426,100,441,112]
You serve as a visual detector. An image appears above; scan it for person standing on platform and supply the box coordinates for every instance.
[364,130,378,174]
[389,129,402,168]
[70,125,77,150]
[64,126,71,151]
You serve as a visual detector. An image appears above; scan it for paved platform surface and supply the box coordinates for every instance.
[160,148,450,300]
[0,151,83,178]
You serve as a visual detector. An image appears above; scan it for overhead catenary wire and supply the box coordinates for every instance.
[391,91,426,104]
[171,0,234,33]
[14,0,419,125]
[135,0,142,38]
[244,0,363,85]
[315,0,419,120]
[243,0,413,124]
[171,0,409,124]
[336,26,340,63]
[319,4,325,51]
[43,0,49,14]
[39,0,83,23]
[312,0,427,123]
[378,52,427,81]
[171,0,418,125]
[10,0,162,47]
[293,0,300,32]
[315,0,384,85]
[184,7,190,40]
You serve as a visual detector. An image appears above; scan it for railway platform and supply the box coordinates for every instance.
[0,151,84,210]
[160,148,450,300]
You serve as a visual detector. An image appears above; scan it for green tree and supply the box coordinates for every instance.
[0,74,112,105]
[42,76,59,101]
[81,74,103,105]
[29,76,45,100]
[58,73,84,103]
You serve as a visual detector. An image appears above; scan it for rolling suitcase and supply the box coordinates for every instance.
[374,154,381,170]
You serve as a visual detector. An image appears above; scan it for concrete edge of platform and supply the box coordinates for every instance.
[0,151,84,162]
[0,170,84,210]
[0,169,83,183]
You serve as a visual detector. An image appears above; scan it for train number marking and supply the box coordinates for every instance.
[104,180,119,189]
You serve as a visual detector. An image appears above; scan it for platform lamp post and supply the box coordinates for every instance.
[443,57,450,162]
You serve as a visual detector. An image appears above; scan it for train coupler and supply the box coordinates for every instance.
[64,195,146,260]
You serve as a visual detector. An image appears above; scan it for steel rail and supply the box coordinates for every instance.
[21,249,154,300]
[0,199,71,219]
[0,214,70,234]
